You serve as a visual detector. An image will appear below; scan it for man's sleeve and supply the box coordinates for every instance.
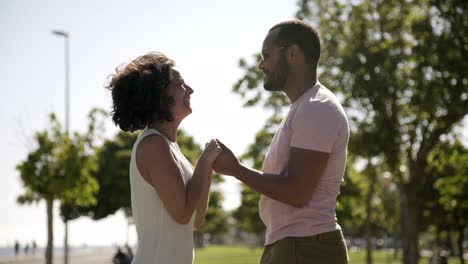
[290,101,339,153]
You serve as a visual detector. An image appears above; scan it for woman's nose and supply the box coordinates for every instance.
[187,85,194,94]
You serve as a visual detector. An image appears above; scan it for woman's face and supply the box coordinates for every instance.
[167,69,194,120]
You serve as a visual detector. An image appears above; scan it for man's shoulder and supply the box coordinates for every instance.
[295,92,340,118]
[291,87,348,130]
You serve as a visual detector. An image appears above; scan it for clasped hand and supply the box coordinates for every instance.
[211,140,240,176]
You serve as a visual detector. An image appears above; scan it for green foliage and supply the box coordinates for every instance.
[177,129,202,164]
[16,111,102,263]
[16,113,98,208]
[336,154,366,235]
[422,140,468,232]
[232,185,265,236]
[295,2,467,262]
[58,108,108,220]
[195,191,229,240]
[84,131,137,220]
[240,114,281,169]
[293,0,468,181]
[431,141,468,212]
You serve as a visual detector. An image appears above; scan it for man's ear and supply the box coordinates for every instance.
[286,44,303,64]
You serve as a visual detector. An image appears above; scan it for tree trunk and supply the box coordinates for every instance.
[393,233,399,260]
[365,160,376,264]
[64,220,69,264]
[447,230,455,257]
[457,225,465,264]
[45,198,54,264]
[400,182,420,264]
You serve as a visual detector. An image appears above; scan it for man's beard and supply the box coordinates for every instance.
[263,53,289,91]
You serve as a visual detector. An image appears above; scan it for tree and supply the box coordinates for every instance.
[59,109,108,221]
[422,140,468,264]
[194,189,229,245]
[84,131,137,220]
[335,153,367,237]
[16,113,98,264]
[58,108,106,264]
[234,1,467,263]
[296,1,467,263]
[348,125,402,263]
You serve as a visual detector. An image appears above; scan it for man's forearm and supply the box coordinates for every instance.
[232,165,307,208]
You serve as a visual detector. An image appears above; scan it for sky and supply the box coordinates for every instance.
[0,0,300,247]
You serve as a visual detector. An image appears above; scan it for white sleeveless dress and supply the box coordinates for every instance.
[130,128,195,264]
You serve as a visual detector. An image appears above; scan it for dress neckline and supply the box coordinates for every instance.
[145,128,176,144]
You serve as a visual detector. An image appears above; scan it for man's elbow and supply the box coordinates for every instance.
[286,185,313,208]
[288,188,312,208]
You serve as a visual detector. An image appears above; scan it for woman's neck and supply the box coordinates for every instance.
[147,120,180,142]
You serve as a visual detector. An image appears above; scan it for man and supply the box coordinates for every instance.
[213,20,349,264]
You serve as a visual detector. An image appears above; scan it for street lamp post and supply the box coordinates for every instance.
[52,30,69,132]
[52,29,70,264]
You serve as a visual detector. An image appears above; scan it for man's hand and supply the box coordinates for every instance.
[212,140,241,176]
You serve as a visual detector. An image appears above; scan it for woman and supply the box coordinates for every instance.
[106,51,221,264]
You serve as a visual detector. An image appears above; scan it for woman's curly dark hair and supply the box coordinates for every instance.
[106,51,176,132]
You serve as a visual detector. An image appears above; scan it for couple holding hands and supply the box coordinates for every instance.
[107,20,349,264]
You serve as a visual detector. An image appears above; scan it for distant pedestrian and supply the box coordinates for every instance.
[24,243,29,255]
[429,249,448,264]
[124,244,133,262]
[32,240,37,255]
[14,240,20,256]
[112,247,130,264]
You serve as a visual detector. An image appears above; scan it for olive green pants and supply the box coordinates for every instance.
[260,230,349,264]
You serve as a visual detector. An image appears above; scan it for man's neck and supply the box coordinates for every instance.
[284,72,317,103]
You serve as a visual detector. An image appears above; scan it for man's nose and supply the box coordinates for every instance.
[257,59,265,71]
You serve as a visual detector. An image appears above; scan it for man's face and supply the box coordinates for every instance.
[259,29,290,92]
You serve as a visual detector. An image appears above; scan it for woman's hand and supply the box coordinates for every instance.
[212,140,241,176]
[200,139,222,165]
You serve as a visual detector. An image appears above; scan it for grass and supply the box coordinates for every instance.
[194,245,463,264]
[194,246,262,264]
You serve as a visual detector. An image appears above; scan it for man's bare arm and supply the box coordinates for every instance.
[213,142,329,207]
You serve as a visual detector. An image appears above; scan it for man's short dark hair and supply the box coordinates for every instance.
[269,20,321,68]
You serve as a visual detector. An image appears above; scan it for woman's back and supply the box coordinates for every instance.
[130,128,195,264]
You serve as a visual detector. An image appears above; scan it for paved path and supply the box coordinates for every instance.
[0,248,114,264]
